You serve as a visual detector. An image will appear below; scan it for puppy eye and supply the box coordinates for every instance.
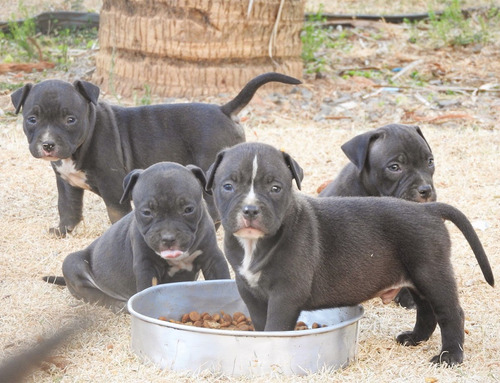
[141,209,152,217]
[388,164,401,172]
[27,116,37,124]
[66,116,77,124]
[223,183,234,192]
[428,158,434,167]
[271,185,281,193]
[183,206,194,215]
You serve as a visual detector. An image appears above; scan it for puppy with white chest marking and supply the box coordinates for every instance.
[11,72,301,236]
[206,142,494,366]
[44,162,230,311]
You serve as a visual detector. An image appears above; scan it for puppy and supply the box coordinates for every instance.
[206,142,494,366]
[11,72,301,236]
[45,162,230,311]
[319,124,437,308]
[319,124,436,201]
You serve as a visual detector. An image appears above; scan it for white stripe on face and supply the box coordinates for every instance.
[244,155,259,205]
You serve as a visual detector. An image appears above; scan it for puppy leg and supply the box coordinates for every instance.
[236,280,268,331]
[51,175,84,237]
[405,266,464,365]
[62,250,126,311]
[396,290,437,345]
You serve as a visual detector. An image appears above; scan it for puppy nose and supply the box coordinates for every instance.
[243,205,259,220]
[42,141,56,152]
[161,234,176,248]
[417,185,433,199]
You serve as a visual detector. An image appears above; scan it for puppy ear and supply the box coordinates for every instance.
[341,130,381,173]
[282,151,304,190]
[411,125,433,153]
[120,169,144,204]
[11,83,33,114]
[205,150,226,192]
[186,164,208,192]
[73,80,100,105]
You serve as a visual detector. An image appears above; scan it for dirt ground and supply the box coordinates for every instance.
[0,1,499,382]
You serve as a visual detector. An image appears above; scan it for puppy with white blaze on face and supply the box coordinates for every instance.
[206,142,494,366]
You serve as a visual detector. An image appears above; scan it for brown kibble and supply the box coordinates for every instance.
[158,316,168,321]
[181,313,190,323]
[236,315,247,324]
[189,311,201,322]
[237,324,250,331]
[296,321,306,328]
[193,320,203,327]
[213,313,221,322]
[201,312,211,320]
[312,322,320,329]
[204,320,221,329]
[233,312,245,322]
[222,313,232,323]
[220,321,231,328]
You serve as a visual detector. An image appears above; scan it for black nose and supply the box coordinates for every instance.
[161,234,176,247]
[417,185,433,199]
[243,205,259,220]
[42,142,56,152]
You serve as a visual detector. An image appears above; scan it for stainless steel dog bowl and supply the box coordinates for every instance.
[128,280,363,376]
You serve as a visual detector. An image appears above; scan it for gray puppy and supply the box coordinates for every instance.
[11,72,300,236]
[45,162,230,311]
[319,124,436,202]
[206,142,494,366]
[319,124,437,308]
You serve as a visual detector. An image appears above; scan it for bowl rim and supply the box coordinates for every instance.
[128,280,364,338]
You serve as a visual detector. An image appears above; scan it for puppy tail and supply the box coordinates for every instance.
[431,203,494,287]
[220,72,301,117]
[43,276,67,286]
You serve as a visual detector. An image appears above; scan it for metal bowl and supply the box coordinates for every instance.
[128,280,363,376]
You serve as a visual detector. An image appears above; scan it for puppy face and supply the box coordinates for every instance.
[366,127,436,202]
[343,125,436,202]
[126,163,205,261]
[11,80,98,161]
[208,143,302,240]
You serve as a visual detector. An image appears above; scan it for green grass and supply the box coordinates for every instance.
[301,5,352,74]
[0,4,98,71]
[407,0,500,47]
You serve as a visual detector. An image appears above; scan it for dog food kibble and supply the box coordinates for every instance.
[158,311,326,331]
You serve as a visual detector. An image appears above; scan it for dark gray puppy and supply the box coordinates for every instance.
[45,162,230,311]
[206,142,494,366]
[11,72,300,236]
[319,123,436,308]
[319,124,436,202]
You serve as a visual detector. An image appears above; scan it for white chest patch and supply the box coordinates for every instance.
[237,238,261,288]
[55,159,91,190]
[166,250,203,277]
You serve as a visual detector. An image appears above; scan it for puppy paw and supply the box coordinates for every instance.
[396,331,422,346]
[394,288,416,309]
[49,227,67,238]
[430,351,463,366]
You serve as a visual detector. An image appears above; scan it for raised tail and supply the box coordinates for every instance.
[43,275,66,285]
[429,203,494,287]
[220,72,301,117]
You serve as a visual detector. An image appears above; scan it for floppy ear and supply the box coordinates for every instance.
[341,130,382,173]
[282,151,303,190]
[120,169,144,204]
[186,164,208,193]
[205,150,226,192]
[73,80,100,105]
[411,125,432,153]
[11,83,33,114]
